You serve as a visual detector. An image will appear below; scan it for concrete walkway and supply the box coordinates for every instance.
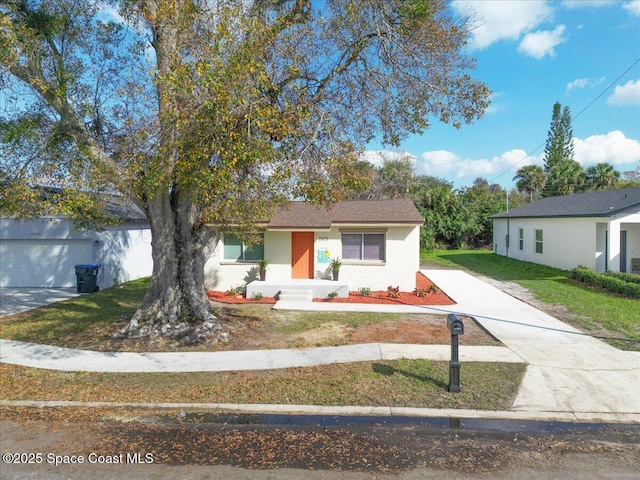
[1,270,639,423]
[0,340,522,373]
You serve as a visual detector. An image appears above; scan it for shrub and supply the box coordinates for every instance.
[358,287,371,296]
[571,266,640,299]
[605,270,640,285]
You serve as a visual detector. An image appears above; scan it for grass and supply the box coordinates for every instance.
[0,361,525,411]
[0,275,524,410]
[0,278,149,349]
[422,249,640,350]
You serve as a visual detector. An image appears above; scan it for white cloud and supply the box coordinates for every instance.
[362,151,416,168]
[622,0,640,17]
[574,131,640,166]
[517,25,567,59]
[566,77,606,91]
[451,0,552,50]
[416,149,542,179]
[607,79,640,106]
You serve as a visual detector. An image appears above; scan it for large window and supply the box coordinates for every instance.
[519,228,524,251]
[535,229,543,254]
[342,232,385,261]
[223,233,264,261]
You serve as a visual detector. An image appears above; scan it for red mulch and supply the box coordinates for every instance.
[207,272,455,306]
[314,272,455,306]
[207,291,277,304]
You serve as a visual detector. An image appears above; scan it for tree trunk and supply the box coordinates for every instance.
[121,191,221,341]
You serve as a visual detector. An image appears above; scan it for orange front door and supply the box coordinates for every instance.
[291,232,314,279]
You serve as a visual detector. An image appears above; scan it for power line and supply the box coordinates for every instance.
[489,57,640,186]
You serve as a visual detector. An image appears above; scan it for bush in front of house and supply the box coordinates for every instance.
[604,270,640,285]
[571,266,640,298]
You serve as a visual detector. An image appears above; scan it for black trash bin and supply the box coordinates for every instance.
[74,264,101,293]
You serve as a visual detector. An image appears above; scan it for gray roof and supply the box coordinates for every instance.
[492,187,640,218]
[267,199,424,229]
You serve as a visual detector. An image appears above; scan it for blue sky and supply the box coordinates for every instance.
[366,0,640,189]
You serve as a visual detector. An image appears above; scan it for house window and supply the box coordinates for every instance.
[223,233,264,261]
[535,229,543,254]
[342,232,385,261]
[519,228,524,251]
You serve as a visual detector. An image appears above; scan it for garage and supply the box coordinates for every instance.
[0,239,93,287]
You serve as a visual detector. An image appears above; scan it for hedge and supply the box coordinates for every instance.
[571,266,640,299]
[605,270,640,285]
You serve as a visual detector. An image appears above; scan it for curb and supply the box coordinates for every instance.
[2,400,639,425]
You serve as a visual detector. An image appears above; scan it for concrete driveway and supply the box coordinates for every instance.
[0,288,79,317]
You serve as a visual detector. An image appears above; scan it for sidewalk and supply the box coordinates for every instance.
[1,270,639,423]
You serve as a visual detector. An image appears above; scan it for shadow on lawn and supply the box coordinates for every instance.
[372,363,448,390]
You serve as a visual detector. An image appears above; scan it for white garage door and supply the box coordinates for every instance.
[0,239,93,287]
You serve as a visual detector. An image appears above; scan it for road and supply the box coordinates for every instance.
[1,409,639,479]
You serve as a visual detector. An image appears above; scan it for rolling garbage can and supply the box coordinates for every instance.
[74,264,101,293]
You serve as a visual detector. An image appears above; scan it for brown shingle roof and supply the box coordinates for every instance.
[267,199,423,229]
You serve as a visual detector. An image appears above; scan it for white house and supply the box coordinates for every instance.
[492,187,640,273]
[0,196,152,289]
[204,198,424,296]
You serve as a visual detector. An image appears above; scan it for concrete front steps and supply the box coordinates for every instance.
[246,279,349,300]
[278,289,314,302]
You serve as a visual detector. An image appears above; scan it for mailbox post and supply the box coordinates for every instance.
[446,313,464,392]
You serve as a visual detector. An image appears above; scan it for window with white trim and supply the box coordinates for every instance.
[341,232,385,261]
[535,229,543,254]
[519,228,524,251]
[223,233,264,261]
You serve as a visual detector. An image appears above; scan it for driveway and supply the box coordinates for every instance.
[422,269,640,419]
[0,288,79,317]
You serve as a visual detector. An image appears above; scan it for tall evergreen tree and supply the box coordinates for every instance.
[543,102,575,196]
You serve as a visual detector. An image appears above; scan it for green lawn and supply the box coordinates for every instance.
[422,249,640,350]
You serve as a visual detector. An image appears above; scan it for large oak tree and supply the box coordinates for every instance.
[1,0,490,336]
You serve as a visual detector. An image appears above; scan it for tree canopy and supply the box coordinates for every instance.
[1,0,491,336]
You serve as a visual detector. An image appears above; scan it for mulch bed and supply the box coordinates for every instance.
[207,272,455,306]
[314,272,455,306]
[207,291,277,304]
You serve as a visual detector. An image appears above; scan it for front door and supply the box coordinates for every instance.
[620,230,627,273]
[291,232,314,279]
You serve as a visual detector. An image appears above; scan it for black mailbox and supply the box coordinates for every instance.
[447,314,464,335]
[446,313,464,393]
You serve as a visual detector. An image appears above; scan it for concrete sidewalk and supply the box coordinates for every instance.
[0,339,522,373]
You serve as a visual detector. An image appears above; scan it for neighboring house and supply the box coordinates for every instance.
[205,198,424,294]
[492,187,640,273]
[0,196,152,289]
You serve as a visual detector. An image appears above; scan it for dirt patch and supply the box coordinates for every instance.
[216,311,499,351]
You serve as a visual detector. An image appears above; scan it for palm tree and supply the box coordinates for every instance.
[546,158,585,196]
[513,165,547,201]
[585,163,621,190]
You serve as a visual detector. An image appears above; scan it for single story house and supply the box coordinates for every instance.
[0,196,153,289]
[491,187,640,273]
[204,198,424,295]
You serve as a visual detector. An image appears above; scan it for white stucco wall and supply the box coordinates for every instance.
[0,217,152,288]
[205,225,420,292]
[493,212,640,272]
[94,226,153,288]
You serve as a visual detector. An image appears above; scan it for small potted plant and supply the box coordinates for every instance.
[330,257,341,281]
[258,258,269,281]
